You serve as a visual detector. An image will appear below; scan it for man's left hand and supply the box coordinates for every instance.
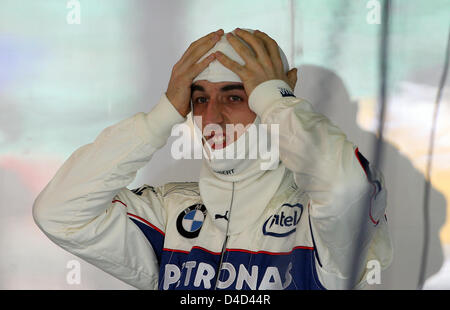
[214,28,298,97]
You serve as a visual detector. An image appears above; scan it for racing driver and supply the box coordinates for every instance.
[33,28,393,290]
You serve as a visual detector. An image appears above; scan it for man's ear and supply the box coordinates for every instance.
[286,68,298,90]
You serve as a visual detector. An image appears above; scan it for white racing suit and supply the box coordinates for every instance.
[33,80,393,290]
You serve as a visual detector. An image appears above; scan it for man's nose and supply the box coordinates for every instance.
[202,96,224,125]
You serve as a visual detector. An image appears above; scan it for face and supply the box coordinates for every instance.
[191,80,256,150]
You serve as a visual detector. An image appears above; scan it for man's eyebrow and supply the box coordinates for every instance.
[191,84,204,93]
[190,84,245,94]
[220,84,245,92]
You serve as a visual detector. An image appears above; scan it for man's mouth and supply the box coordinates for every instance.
[205,131,227,150]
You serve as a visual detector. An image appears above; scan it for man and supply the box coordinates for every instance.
[33,28,392,290]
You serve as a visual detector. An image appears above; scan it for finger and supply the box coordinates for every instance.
[287,68,298,89]
[254,30,283,73]
[180,29,224,67]
[188,53,216,79]
[187,29,223,55]
[179,30,215,60]
[225,32,257,65]
[214,50,247,78]
[189,29,224,60]
[234,28,272,67]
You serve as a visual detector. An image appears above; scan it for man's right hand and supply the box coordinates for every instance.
[166,29,224,118]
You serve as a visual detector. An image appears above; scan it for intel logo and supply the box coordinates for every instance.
[262,203,303,237]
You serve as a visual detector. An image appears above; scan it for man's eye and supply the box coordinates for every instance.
[229,95,243,102]
[194,97,207,104]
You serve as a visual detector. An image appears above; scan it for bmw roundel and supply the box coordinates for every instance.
[176,204,207,239]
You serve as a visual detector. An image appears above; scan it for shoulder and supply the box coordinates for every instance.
[129,182,199,197]
[160,181,200,198]
[128,182,200,200]
[121,182,200,211]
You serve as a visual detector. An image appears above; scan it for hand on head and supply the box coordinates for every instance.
[166,29,224,118]
[214,28,297,96]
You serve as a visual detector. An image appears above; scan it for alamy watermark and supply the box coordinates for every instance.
[170,116,280,171]
[66,0,81,25]
[366,259,381,285]
[366,0,381,25]
[66,259,81,285]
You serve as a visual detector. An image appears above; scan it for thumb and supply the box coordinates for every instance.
[286,68,298,90]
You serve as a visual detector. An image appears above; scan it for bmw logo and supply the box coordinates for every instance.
[176,204,207,239]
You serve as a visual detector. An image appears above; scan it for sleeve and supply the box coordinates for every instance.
[249,79,393,290]
[32,93,186,289]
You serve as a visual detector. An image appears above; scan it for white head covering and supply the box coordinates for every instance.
[193,28,290,83]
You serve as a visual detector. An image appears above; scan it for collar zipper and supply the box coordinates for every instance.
[214,182,235,290]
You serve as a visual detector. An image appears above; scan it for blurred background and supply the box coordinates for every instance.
[0,0,449,289]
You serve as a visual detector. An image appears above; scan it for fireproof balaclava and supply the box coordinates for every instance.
[191,28,290,177]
